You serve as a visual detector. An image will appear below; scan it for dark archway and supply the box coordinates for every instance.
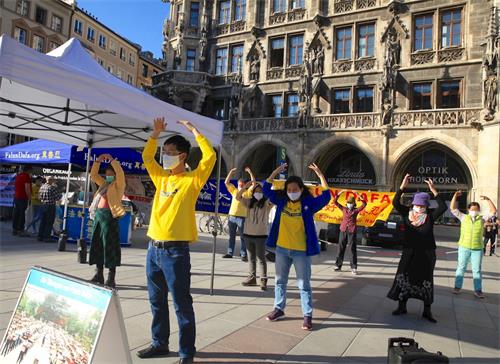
[241,143,294,180]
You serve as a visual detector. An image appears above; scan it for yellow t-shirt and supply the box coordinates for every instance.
[277,201,306,251]
[31,184,41,205]
[142,134,216,242]
[227,184,252,217]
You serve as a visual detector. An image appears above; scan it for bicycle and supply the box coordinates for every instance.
[198,214,229,235]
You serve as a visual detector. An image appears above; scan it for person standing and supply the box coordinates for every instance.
[37,177,61,242]
[387,174,447,323]
[483,214,498,256]
[222,168,254,261]
[263,163,332,331]
[26,177,44,234]
[236,178,273,290]
[450,192,497,298]
[137,118,215,364]
[88,153,126,288]
[333,190,367,275]
[12,165,32,236]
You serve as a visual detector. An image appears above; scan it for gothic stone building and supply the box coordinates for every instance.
[152,0,500,209]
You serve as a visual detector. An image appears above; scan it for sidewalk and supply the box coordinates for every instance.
[0,221,498,363]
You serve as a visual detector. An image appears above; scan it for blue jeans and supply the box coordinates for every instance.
[146,242,196,359]
[228,216,247,257]
[38,204,56,240]
[26,205,43,233]
[455,246,483,292]
[274,246,313,317]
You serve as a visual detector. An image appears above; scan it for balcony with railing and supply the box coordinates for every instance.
[152,70,211,86]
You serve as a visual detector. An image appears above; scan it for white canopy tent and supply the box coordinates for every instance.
[0,36,224,293]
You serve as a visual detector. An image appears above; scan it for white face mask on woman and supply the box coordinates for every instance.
[253,192,264,201]
[163,154,180,170]
[287,192,302,201]
[346,203,354,209]
[413,206,426,214]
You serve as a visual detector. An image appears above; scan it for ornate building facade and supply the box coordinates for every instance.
[153,0,499,207]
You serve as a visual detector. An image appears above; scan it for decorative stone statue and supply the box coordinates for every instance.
[249,55,260,81]
[385,29,401,68]
[316,46,325,75]
[381,97,394,125]
[175,31,184,65]
[297,102,307,128]
[484,72,498,120]
[199,28,208,62]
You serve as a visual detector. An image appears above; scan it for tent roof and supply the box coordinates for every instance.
[0,36,223,147]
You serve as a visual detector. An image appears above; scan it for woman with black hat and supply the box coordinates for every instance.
[388,174,447,323]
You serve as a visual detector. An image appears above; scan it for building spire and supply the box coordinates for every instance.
[488,6,497,38]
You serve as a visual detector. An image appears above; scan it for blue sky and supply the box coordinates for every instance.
[77,0,170,58]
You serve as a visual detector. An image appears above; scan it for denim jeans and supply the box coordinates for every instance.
[38,204,56,240]
[274,246,312,317]
[146,242,196,359]
[228,216,247,257]
[27,205,43,233]
[455,246,483,292]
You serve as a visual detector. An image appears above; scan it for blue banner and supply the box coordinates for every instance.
[196,179,236,215]
[0,173,15,207]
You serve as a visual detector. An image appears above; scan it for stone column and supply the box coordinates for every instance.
[380,125,393,187]
[476,124,500,209]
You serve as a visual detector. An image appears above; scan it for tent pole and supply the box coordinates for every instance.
[77,147,92,264]
[57,162,72,251]
[209,146,223,296]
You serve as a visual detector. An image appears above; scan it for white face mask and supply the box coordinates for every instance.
[163,154,180,170]
[346,203,354,209]
[287,192,302,201]
[469,210,479,218]
[413,206,426,214]
[254,192,264,201]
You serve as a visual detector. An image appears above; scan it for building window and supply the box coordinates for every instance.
[110,40,117,56]
[129,53,136,66]
[74,19,82,34]
[289,35,303,66]
[87,27,95,42]
[414,13,433,50]
[16,0,30,17]
[333,89,350,113]
[120,47,126,61]
[270,95,283,117]
[142,64,149,77]
[290,0,304,9]
[107,64,115,74]
[357,23,375,58]
[186,49,196,71]
[216,48,228,75]
[51,15,63,32]
[270,38,285,68]
[286,94,299,116]
[190,2,200,27]
[336,27,352,60]
[412,82,433,110]
[32,34,45,53]
[35,6,47,25]
[234,0,246,21]
[127,74,133,84]
[14,27,28,45]
[355,87,373,112]
[98,35,107,49]
[441,9,462,48]
[49,42,60,51]
[230,45,244,73]
[214,100,226,120]
[438,80,461,108]
[219,1,231,24]
[273,0,286,13]
[97,57,105,66]
[117,69,124,80]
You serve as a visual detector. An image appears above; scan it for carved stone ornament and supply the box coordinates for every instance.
[332,60,353,73]
[438,48,464,63]
[354,58,376,71]
[334,0,354,13]
[411,50,435,65]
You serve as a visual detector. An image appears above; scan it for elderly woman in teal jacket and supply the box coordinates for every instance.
[450,191,497,299]
[263,163,332,331]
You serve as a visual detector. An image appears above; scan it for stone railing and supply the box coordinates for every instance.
[411,50,435,65]
[334,0,376,13]
[438,47,465,63]
[231,117,301,132]
[392,108,481,128]
[311,113,380,129]
[267,68,284,80]
[152,70,210,86]
[269,8,306,25]
[332,60,353,73]
[354,57,377,71]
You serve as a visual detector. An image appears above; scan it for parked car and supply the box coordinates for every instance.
[318,223,340,251]
[362,211,405,247]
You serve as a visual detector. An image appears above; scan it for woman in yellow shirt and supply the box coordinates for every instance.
[263,163,332,331]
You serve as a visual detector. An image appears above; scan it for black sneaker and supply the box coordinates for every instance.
[178,358,194,364]
[241,256,248,262]
[334,266,341,271]
[222,254,233,259]
[136,344,170,358]
[266,308,285,321]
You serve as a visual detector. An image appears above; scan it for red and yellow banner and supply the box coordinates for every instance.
[273,181,395,227]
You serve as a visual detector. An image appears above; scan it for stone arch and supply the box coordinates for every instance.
[306,134,381,184]
[388,134,478,189]
[235,135,300,178]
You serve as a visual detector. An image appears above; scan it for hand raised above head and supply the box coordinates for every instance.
[153,117,167,133]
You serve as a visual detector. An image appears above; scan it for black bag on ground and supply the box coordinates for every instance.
[388,337,449,364]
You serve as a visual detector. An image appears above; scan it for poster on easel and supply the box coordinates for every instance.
[0,266,131,364]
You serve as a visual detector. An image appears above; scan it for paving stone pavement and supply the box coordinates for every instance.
[0,222,498,364]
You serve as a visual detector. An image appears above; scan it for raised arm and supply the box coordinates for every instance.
[450,190,465,222]
[236,181,253,201]
[393,173,410,215]
[90,155,106,186]
[142,117,171,188]
[225,168,237,190]
[266,163,287,183]
[355,192,368,213]
[425,179,447,219]
[308,163,328,190]
[334,190,345,209]
[480,195,497,216]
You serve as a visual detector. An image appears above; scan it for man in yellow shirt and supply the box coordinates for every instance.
[138,117,216,364]
[223,167,255,261]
